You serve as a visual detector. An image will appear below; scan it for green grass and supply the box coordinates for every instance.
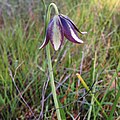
[0,0,120,119]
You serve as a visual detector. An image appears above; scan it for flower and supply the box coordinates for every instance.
[39,14,87,51]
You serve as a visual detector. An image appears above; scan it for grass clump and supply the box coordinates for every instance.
[0,0,120,119]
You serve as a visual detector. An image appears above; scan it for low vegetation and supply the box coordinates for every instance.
[0,0,120,119]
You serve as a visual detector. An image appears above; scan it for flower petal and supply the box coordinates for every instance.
[49,15,64,51]
[60,16,83,44]
[39,19,54,49]
[60,14,87,35]
[39,31,49,49]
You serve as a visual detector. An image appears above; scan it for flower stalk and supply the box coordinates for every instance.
[45,3,62,120]
[41,2,87,119]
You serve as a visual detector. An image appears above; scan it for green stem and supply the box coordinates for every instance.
[46,3,59,27]
[45,3,61,120]
[49,3,59,15]
[46,44,61,120]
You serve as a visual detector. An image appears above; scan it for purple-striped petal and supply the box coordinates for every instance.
[39,19,54,49]
[39,30,49,49]
[59,15,83,44]
[49,15,64,51]
[60,14,87,35]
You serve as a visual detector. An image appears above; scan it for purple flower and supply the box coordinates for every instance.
[39,14,87,51]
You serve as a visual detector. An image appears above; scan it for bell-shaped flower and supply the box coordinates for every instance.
[39,14,87,51]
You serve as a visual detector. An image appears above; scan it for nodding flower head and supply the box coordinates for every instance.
[39,14,87,51]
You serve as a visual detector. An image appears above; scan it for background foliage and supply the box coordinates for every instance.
[0,0,120,119]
